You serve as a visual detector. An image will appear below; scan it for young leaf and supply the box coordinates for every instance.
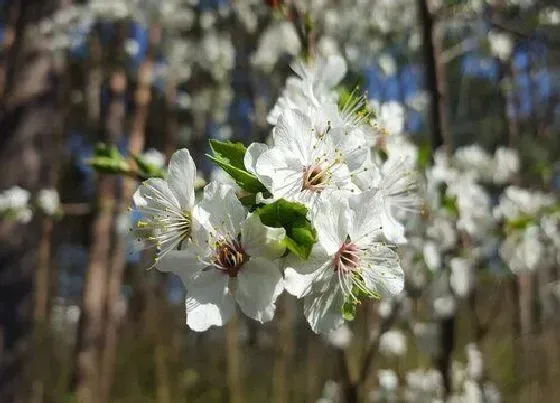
[87,144,130,175]
[209,139,247,169]
[254,199,317,259]
[132,154,166,179]
[341,300,357,321]
[206,140,268,195]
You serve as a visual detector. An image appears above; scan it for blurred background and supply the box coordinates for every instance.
[0,0,559,402]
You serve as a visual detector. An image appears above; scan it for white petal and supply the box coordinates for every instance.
[348,190,383,245]
[255,148,303,199]
[134,178,179,210]
[245,143,271,186]
[284,244,330,298]
[313,194,350,254]
[241,213,286,259]
[380,202,407,244]
[157,248,206,281]
[320,54,347,90]
[361,246,404,297]
[236,257,284,323]
[185,269,235,332]
[273,109,313,163]
[195,182,247,236]
[167,149,196,210]
[303,277,345,334]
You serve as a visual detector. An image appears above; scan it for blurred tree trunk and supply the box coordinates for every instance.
[72,38,117,403]
[227,314,243,403]
[273,296,294,403]
[416,0,451,158]
[99,23,160,401]
[0,2,60,402]
[96,68,129,403]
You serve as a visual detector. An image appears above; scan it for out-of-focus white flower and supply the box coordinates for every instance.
[423,241,441,271]
[450,257,474,297]
[488,32,513,61]
[141,148,166,169]
[466,343,483,381]
[492,147,519,184]
[433,294,456,319]
[318,380,341,403]
[453,145,492,179]
[463,379,483,402]
[428,149,458,186]
[500,225,544,273]
[125,38,140,56]
[448,174,494,239]
[0,186,33,222]
[199,10,216,30]
[378,101,405,136]
[426,216,457,251]
[405,368,443,401]
[379,330,407,356]
[251,21,301,71]
[37,189,60,216]
[378,53,397,76]
[378,369,399,391]
[326,324,353,349]
[539,7,560,25]
[406,90,429,112]
[493,186,555,221]
[378,300,393,318]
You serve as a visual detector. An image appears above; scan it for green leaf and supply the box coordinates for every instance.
[132,155,166,179]
[254,199,317,259]
[206,140,268,195]
[341,300,357,321]
[505,215,536,232]
[442,195,458,215]
[418,142,432,169]
[209,139,247,169]
[88,144,131,175]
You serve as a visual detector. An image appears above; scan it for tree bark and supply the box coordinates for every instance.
[0,2,60,401]
[273,296,294,403]
[417,0,452,158]
[227,314,243,403]
[73,36,117,403]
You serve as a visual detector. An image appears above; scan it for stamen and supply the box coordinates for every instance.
[212,239,248,277]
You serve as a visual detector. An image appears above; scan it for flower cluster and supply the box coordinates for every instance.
[0,186,61,222]
[133,55,419,333]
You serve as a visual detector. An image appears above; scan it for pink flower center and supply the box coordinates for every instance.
[212,239,248,277]
[333,240,360,273]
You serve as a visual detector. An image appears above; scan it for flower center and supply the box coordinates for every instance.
[333,240,360,273]
[302,165,327,192]
[212,239,248,277]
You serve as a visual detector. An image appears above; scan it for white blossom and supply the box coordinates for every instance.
[379,329,407,356]
[284,193,404,333]
[133,149,196,265]
[37,189,60,216]
[158,182,285,331]
[141,148,166,170]
[450,257,474,297]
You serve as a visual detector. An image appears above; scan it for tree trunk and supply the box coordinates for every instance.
[0,2,59,401]
[416,0,452,158]
[72,38,117,403]
[227,314,243,403]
